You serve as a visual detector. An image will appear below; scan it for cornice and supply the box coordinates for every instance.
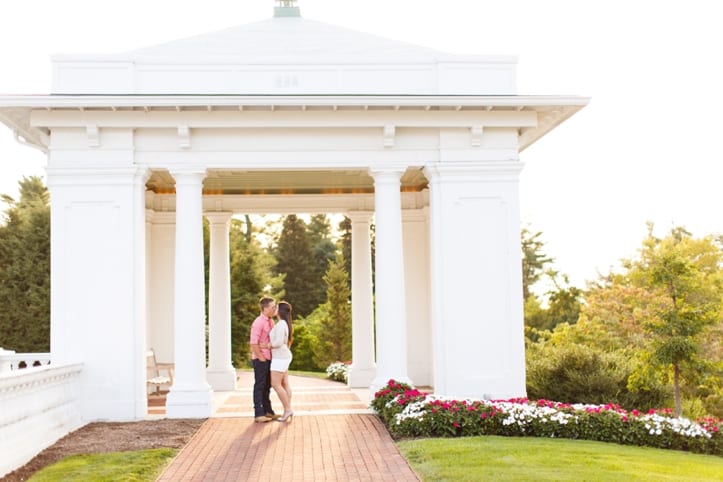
[0,94,589,110]
[0,94,588,154]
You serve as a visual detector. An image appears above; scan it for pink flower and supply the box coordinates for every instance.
[452,421,460,428]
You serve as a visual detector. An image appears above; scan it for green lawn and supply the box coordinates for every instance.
[398,436,723,481]
[28,448,176,482]
[28,435,723,481]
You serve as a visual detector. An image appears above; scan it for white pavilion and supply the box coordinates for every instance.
[0,1,587,474]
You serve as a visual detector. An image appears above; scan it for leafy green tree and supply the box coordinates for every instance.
[526,275,583,332]
[274,215,316,317]
[521,226,582,336]
[0,176,51,352]
[287,320,320,371]
[624,224,723,416]
[577,280,667,352]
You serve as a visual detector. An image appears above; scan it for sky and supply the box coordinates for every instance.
[0,0,721,288]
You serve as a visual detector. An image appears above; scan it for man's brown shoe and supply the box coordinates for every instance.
[266,413,281,420]
[255,416,271,423]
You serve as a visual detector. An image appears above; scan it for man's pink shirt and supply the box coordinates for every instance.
[250,314,274,360]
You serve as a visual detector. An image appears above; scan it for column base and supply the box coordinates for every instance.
[347,365,376,388]
[206,368,238,391]
[166,387,213,418]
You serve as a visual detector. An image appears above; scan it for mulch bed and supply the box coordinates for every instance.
[1,418,206,481]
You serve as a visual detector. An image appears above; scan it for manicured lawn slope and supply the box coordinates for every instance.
[398,436,723,481]
[28,448,176,482]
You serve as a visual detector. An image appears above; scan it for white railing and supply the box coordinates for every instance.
[0,363,84,478]
[0,348,51,372]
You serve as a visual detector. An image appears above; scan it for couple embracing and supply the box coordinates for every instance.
[250,297,294,423]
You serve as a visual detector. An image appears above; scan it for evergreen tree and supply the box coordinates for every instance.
[274,215,316,317]
[308,214,337,308]
[228,217,281,367]
[337,216,352,288]
[317,252,352,365]
[0,176,51,352]
[521,226,553,301]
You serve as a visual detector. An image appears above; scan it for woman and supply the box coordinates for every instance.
[268,301,294,422]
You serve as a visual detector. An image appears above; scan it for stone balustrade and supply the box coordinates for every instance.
[0,363,84,477]
[0,348,51,372]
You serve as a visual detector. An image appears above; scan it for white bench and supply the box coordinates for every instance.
[146,350,174,395]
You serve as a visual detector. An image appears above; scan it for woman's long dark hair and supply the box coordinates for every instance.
[277,301,293,347]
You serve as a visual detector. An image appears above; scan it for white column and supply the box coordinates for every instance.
[347,211,376,388]
[47,164,149,421]
[166,168,212,418]
[205,212,237,391]
[369,168,411,392]
[424,162,526,400]
[402,207,433,387]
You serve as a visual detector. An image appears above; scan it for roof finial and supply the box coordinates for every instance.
[274,0,301,17]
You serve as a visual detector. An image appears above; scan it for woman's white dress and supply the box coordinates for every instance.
[269,320,292,372]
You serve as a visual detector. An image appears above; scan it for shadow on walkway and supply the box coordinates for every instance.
[156,372,419,481]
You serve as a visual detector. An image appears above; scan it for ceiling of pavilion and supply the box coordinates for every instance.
[145,167,428,195]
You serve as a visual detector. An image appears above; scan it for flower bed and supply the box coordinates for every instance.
[326,361,349,383]
[370,380,722,456]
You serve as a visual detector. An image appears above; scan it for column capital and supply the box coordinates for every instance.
[347,211,374,223]
[169,167,207,185]
[368,166,406,179]
[204,212,234,225]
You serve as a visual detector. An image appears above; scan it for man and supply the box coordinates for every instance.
[250,297,280,422]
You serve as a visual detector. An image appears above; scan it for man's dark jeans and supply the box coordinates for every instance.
[252,358,274,417]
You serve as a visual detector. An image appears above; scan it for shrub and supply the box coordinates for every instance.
[527,343,670,412]
[371,380,722,456]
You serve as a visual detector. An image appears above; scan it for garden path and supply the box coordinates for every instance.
[155,372,419,481]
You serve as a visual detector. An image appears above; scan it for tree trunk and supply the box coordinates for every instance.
[244,215,252,244]
[673,362,682,417]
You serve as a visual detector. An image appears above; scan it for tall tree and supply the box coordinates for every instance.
[0,176,51,352]
[229,217,283,367]
[337,216,352,289]
[317,252,352,365]
[521,226,553,301]
[624,224,722,416]
[526,274,583,332]
[308,214,337,308]
[274,215,316,317]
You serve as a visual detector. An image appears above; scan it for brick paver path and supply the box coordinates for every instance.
[156,373,419,481]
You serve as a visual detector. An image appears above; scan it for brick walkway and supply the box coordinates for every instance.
[156,372,419,481]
